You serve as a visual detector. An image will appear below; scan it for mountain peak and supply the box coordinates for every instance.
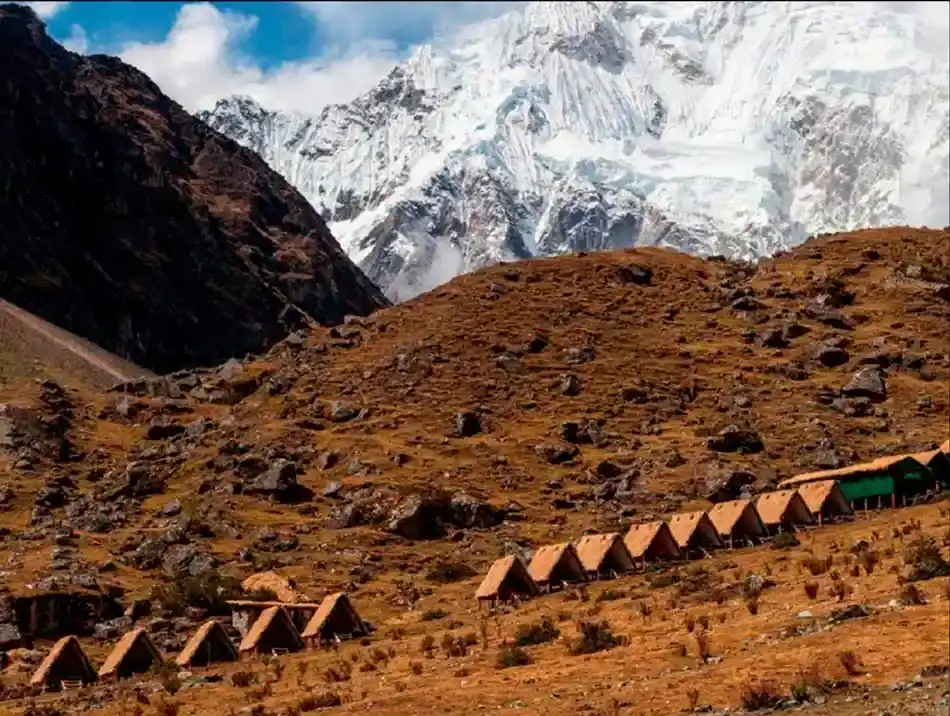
[201,0,949,301]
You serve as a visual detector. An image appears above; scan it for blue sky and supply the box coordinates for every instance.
[20,1,517,112]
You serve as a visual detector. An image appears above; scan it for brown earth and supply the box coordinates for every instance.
[0,4,387,375]
[0,299,153,394]
[0,226,948,714]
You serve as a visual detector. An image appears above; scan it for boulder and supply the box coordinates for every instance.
[535,442,579,465]
[842,367,887,402]
[242,459,304,503]
[452,411,482,437]
[706,425,764,454]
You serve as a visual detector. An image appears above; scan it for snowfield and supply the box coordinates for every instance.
[199,1,950,300]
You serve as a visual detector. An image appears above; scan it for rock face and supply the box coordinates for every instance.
[0,5,388,375]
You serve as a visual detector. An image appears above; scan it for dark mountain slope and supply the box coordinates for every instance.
[0,4,388,374]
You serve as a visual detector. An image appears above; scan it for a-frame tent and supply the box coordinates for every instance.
[707,500,769,547]
[99,628,163,681]
[238,606,305,655]
[527,542,588,591]
[623,521,682,564]
[573,533,636,578]
[300,592,368,645]
[668,512,723,556]
[30,635,98,690]
[176,620,239,667]
[474,555,540,606]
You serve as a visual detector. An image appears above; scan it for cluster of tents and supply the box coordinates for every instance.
[475,439,950,605]
[25,593,368,692]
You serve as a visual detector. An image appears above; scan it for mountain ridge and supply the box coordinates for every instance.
[200,1,950,301]
[0,3,389,374]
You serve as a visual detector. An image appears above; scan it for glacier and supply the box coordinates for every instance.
[199,1,950,301]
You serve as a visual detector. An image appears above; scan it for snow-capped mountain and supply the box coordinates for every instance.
[199,1,950,301]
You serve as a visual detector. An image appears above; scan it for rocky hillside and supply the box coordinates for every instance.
[0,226,946,609]
[0,4,388,375]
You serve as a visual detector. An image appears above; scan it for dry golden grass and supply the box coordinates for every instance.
[0,228,948,714]
[1,502,948,716]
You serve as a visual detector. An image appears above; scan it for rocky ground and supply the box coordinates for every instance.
[0,226,947,714]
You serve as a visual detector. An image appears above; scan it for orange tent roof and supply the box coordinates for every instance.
[623,521,681,560]
[527,543,585,583]
[707,500,766,537]
[755,490,814,526]
[779,454,925,487]
[474,555,539,600]
[795,480,853,515]
[667,511,722,549]
[574,533,634,572]
[98,628,162,679]
[300,592,366,640]
[30,635,97,687]
[238,605,304,653]
[176,620,238,667]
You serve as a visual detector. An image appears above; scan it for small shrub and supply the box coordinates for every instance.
[801,555,832,576]
[296,692,342,711]
[904,536,950,582]
[829,579,851,602]
[803,581,819,599]
[229,670,256,688]
[649,574,679,589]
[773,532,800,549]
[685,688,700,711]
[684,615,696,633]
[153,699,180,716]
[739,680,782,710]
[697,614,709,630]
[370,647,388,664]
[421,608,448,622]
[359,662,377,673]
[323,664,351,684]
[420,634,435,655]
[440,633,468,658]
[409,661,423,676]
[461,631,478,647]
[425,561,477,584]
[898,583,927,606]
[514,616,560,647]
[790,663,830,702]
[453,666,470,678]
[150,570,243,617]
[856,549,880,575]
[496,644,532,669]
[595,588,626,602]
[744,595,760,615]
[838,650,862,676]
[569,620,622,656]
[693,630,712,660]
[154,659,182,695]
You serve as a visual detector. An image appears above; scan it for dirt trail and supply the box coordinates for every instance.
[0,298,150,385]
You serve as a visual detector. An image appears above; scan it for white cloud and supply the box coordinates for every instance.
[69,2,521,115]
[21,1,70,19]
[295,1,520,43]
[62,23,88,53]
[111,2,407,114]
